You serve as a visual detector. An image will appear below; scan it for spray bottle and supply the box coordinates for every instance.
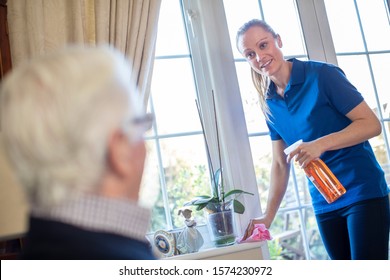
[284,140,346,203]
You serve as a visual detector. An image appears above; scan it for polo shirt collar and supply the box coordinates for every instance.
[267,58,305,99]
[288,58,305,86]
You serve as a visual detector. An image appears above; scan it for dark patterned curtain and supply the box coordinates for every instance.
[0,0,12,78]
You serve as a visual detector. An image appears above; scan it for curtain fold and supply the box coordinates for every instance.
[7,0,162,106]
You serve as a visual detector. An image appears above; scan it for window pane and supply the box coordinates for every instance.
[248,137,299,212]
[160,135,211,229]
[155,0,189,56]
[223,0,262,59]
[141,140,167,232]
[148,0,208,234]
[149,200,168,232]
[369,133,390,185]
[269,210,305,260]
[370,53,390,117]
[292,166,312,205]
[248,136,272,209]
[336,55,377,108]
[281,178,299,209]
[356,0,390,51]
[261,0,307,57]
[324,0,365,53]
[381,122,390,185]
[269,209,328,260]
[151,58,201,135]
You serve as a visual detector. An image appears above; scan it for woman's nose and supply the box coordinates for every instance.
[255,52,262,62]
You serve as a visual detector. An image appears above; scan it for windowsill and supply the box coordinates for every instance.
[166,241,267,260]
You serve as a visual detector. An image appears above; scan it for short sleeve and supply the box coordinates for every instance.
[319,64,364,115]
[266,120,282,140]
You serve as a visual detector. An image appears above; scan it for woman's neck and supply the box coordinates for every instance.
[270,60,292,97]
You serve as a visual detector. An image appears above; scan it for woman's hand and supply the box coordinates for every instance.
[286,140,324,168]
[242,216,272,241]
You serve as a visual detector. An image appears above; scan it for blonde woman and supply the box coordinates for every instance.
[236,19,389,260]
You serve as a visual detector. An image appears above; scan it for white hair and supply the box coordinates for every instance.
[1,45,143,207]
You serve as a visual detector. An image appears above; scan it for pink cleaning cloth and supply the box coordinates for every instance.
[236,224,272,244]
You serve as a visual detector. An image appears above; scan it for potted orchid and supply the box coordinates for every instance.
[184,168,253,247]
[184,167,253,214]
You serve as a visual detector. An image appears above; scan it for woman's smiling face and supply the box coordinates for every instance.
[237,25,284,77]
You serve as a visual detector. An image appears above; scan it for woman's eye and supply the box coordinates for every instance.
[245,52,255,59]
[259,42,267,49]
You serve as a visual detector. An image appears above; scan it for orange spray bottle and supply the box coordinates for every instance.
[284,140,346,203]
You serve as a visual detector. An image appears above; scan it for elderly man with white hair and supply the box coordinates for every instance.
[0,46,155,259]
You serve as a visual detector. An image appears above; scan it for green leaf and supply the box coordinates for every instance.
[193,197,215,205]
[214,168,222,186]
[184,196,218,207]
[233,199,245,214]
[193,195,212,199]
[196,203,208,211]
[184,195,211,205]
[224,189,254,199]
[212,168,222,198]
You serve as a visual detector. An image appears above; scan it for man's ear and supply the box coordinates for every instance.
[106,129,131,178]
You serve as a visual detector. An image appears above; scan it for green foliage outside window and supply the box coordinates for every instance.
[149,162,210,232]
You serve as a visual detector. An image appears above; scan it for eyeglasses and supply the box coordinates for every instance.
[132,113,154,132]
[124,113,154,141]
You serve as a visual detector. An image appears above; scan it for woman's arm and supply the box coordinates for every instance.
[242,139,290,240]
[318,100,381,150]
[288,100,381,167]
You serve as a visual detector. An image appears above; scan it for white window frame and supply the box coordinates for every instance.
[296,0,338,64]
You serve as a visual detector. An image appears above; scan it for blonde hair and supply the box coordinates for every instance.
[0,46,142,207]
[251,69,271,118]
[236,19,278,119]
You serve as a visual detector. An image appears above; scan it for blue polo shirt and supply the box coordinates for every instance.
[266,58,389,214]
